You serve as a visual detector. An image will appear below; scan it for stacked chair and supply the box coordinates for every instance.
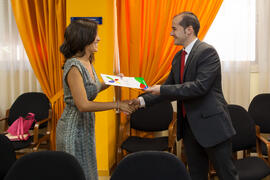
[248,93,270,163]
[228,104,270,180]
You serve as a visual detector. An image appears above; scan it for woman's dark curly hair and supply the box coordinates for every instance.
[60,18,97,63]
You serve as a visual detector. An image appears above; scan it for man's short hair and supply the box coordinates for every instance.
[176,12,200,36]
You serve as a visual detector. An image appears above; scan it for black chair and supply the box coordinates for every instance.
[0,92,52,157]
[111,151,191,180]
[228,104,270,180]
[4,151,85,180]
[117,100,177,162]
[0,135,16,180]
[248,93,270,163]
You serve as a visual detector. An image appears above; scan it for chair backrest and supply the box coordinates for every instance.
[228,104,256,152]
[0,135,16,180]
[130,100,173,131]
[4,151,85,180]
[8,92,50,128]
[110,151,191,180]
[248,93,270,133]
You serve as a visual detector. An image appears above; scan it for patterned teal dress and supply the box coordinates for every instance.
[56,58,101,180]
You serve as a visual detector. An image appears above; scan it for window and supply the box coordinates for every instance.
[0,0,32,69]
[0,0,40,117]
[204,0,255,61]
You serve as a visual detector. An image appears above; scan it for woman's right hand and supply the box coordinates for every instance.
[118,101,137,115]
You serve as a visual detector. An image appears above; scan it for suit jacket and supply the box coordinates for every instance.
[143,39,236,148]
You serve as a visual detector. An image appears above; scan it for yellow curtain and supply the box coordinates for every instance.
[117,0,223,112]
[11,0,66,150]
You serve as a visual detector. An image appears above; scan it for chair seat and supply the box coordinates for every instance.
[121,136,169,153]
[11,134,45,150]
[235,157,270,180]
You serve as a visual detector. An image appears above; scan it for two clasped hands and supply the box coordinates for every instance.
[115,75,162,115]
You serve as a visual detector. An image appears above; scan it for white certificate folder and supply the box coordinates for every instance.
[101,74,148,89]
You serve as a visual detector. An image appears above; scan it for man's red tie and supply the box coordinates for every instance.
[180,50,187,117]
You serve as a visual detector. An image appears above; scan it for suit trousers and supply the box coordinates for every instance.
[182,117,239,180]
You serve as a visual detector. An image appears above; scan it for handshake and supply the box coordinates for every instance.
[115,85,162,115]
[117,99,141,115]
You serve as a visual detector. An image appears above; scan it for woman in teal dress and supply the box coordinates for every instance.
[56,19,135,180]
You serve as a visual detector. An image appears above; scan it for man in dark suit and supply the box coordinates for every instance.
[131,12,238,180]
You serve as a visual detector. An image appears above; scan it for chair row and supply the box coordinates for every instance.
[227,104,270,180]
[0,136,191,180]
[114,101,270,180]
[207,93,270,179]
[0,136,85,180]
[116,93,270,180]
[1,92,270,179]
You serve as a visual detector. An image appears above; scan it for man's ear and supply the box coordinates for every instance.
[185,25,194,36]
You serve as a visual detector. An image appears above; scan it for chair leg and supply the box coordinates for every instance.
[180,140,188,167]
[116,147,123,165]
[169,142,177,155]
[208,161,216,179]
[173,142,177,155]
